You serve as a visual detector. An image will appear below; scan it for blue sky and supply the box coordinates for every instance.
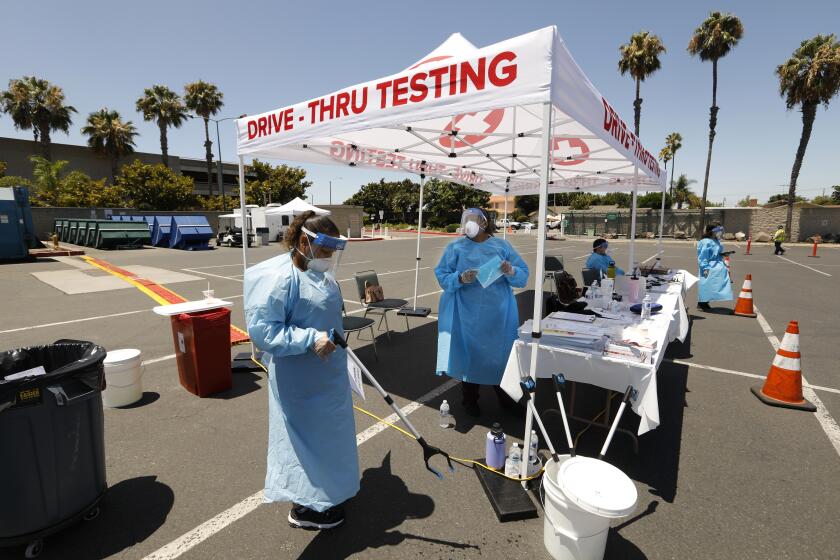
[2,0,838,205]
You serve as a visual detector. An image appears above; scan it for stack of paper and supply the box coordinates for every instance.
[604,342,652,364]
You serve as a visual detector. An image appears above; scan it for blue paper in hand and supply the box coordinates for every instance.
[477,255,504,288]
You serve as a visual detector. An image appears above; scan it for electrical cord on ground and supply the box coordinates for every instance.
[251,352,543,482]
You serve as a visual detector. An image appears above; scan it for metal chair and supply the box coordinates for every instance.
[543,255,565,293]
[581,268,603,289]
[353,270,410,340]
[342,303,378,360]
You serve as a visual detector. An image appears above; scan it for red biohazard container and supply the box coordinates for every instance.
[169,308,232,396]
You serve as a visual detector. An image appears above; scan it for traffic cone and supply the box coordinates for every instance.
[731,274,757,318]
[724,255,733,283]
[751,321,816,412]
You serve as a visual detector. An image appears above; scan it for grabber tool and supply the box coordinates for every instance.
[330,329,455,479]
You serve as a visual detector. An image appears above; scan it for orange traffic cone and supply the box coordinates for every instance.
[751,321,816,411]
[731,274,757,318]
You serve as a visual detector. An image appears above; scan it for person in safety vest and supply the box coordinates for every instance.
[773,225,786,255]
[435,208,529,417]
[244,211,355,531]
[697,224,734,311]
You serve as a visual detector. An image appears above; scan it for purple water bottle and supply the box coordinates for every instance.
[485,423,506,470]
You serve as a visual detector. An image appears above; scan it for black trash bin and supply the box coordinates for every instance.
[0,340,107,558]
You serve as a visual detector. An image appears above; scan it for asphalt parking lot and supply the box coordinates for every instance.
[1,233,838,560]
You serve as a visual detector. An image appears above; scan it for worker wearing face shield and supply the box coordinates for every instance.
[696,224,733,311]
[435,208,529,417]
[244,210,355,531]
[585,238,624,277]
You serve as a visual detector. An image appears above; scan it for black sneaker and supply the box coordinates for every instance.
[288,504,345,530]
[697,302,712,311]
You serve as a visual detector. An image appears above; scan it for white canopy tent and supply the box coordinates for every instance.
[264,197,330,216]
[234,26,664,476]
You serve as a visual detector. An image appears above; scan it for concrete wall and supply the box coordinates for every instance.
[749,206,800,242]
[800,207,840,240]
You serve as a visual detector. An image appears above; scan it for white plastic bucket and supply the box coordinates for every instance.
[542,456,637,560]
[102,349,144,408]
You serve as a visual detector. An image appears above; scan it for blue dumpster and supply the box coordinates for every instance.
[169,216,213,250]
[151,216,173,247]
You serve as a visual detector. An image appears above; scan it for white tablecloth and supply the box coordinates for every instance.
[501,270,695,435]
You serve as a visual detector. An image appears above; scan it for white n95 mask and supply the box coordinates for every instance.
[464,221,481,238]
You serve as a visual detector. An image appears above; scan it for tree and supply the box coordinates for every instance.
[671,174,696,209]
[811,195,833,205]
[29,155,68,205]
[688,11,744,237]
[81,108,138,183]
[184,81,224,196]
[664,132,683,197]
[777,34,840,233]
[55,171,125,208]
[1,76,76,160]
[767,193,806,204]
[659,146,672,204]
[637,192,673,209]
[569,193,593,210]
[736,195,753,207]
[515,195,540,215]
[618,31,666,136]
[423,179,490,227]
[832,185,840,204]
[136,85,187,167]
[0,161,6,177]
[116,159,196,210]
[245,160,311,206]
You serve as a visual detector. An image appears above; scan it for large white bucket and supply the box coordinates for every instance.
[542,456,637,560]
[102,349,144,408]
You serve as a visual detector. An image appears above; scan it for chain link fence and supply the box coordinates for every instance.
[560,210,724,238]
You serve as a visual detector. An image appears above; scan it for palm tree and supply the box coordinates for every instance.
[81,109,139,183]
[664,132,683,198]
[672,174,696,209]
[184,81,224,196]
[688,11,744,237]
[29,155,68,205]
[0,76,75,160]
[658,146,672,201]
[776,34,840,234]
[135,85,187,167]
[618,31,666,136]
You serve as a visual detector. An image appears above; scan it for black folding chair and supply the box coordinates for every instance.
[353,270,410,340]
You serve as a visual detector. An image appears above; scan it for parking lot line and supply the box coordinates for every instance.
[182,269,243,283]
[754,305,840,458]
[777,255,832,277]
[140,378,458,560]
[667,359,840,395]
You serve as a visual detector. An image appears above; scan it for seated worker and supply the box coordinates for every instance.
[585,239,624,276]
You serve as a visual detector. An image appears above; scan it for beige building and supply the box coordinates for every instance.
[488,194,515,214]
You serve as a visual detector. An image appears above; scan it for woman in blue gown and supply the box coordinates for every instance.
[244,211,356,531]
[435,208,529,417]
[697,224,733,311]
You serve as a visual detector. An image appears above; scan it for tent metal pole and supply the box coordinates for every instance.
[520,101,553,484]
[503,189,508,240]
[657,175,666,267]
[412,174,425,310]
[628,166,639,273]
[238,156,248,276]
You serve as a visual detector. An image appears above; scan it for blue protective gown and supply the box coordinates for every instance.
[435,236,529,385]
[697,238,733,303]
[584,252,624,276]
[244,252,359,512]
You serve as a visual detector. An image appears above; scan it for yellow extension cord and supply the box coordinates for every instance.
[249,355,544,481]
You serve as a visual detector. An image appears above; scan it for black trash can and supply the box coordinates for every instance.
[0,340,107,557]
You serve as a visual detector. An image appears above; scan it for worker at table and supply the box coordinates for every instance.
[585,239,624,277]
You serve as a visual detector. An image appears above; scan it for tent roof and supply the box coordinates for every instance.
[264,197,330,215]
[235,26,665,194]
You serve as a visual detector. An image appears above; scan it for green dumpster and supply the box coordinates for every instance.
[94,221,151,249]
[59,219,71,242]
[53,219,63,241]
[65,220,79,244]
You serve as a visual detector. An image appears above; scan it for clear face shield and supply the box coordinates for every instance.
[300,226,347,279]
[712,226,724,240]
[460,208,487,239]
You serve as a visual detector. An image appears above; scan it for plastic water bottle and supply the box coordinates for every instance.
[641,294,652,320]
[439,400,452,429]
[485,423,506,470]
[528,430,539,463]
[607,261,616,279]
[504,443,523,477]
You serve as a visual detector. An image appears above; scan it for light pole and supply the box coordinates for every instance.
[329,176,343,205]
[187,114,246,211]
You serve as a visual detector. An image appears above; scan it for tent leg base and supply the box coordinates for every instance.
[473,458,539,522]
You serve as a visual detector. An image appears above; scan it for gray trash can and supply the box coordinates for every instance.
[256,227,270,246]
[0,340,107,558]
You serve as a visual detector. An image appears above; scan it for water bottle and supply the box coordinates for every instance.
[528,430,539,463]
[439,400,452,429]
[607,261,616,279]
[485,423,506,470]
[641,294,652,320]
[504,443,522,477]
